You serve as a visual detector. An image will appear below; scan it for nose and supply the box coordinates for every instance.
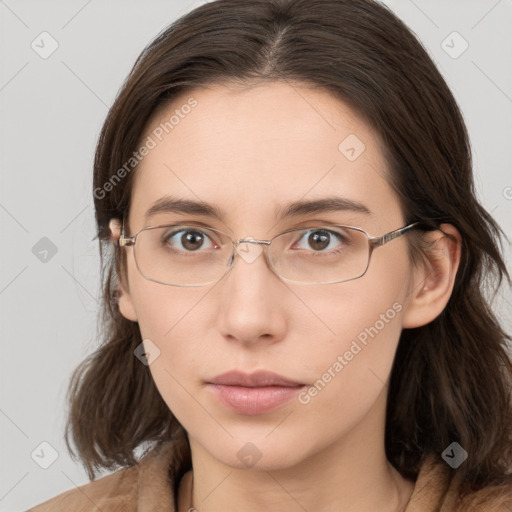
[216,241,288,346]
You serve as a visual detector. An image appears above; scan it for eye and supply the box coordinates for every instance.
[163,228,218,252]
[294,228,347,252]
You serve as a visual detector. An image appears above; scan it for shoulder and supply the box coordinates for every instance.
[26,465,139,512]
[26,441,180,512]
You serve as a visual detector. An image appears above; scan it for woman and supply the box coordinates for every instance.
[28,0,512,510]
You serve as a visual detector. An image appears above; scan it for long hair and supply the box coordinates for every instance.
[65,0,512,500]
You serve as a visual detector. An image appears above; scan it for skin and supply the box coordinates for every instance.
[109,81,461,512]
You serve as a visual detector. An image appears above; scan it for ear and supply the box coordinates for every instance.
[401,223,461,329]
[109,218,138,322]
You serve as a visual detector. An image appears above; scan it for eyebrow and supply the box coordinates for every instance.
[144,195,372,223]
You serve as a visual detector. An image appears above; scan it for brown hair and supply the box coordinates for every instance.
[65,0,512,502]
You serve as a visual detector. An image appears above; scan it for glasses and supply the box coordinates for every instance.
[118,220,422,286]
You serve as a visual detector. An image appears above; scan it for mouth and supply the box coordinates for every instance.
[206,370,305,415]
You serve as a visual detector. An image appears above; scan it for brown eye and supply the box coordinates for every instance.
[163,228,214,252]
[296,229,344,252]
[181,231,205,251]
[308,230,330,251]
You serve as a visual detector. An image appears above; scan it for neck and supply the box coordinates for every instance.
[178,388,415,512]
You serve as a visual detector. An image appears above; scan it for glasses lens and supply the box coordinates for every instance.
[132,224,370,286]
[268,226,370,284]
[134,225,232,285]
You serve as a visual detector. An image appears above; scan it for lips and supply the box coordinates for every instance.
[208,370,303,388]
[206,370,305,415]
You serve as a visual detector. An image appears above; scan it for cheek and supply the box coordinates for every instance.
[292,250,409,403]
[297,287,404,392]
[289,286,405,453]
[294,267,407,357]
[129,281,216,428]
[127,270,219,361]
[127,258,211,341]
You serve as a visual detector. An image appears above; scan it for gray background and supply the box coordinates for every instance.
[1,1,511,510]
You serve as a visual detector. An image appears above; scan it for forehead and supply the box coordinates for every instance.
[128,81,402,233]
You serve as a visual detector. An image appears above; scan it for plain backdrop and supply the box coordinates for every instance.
[1,1,511,510]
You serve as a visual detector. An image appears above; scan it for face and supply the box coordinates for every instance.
[116,81,417,470]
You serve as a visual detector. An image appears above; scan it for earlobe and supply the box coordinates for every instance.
[402,224,461,329]
[118,290,139,322]
[108,218,123,247]
[108,218,139,323]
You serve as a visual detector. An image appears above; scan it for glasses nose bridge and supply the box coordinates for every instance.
[229,237,273,269]
[232,237,272,248]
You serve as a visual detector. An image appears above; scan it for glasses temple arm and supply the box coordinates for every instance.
[371,221,425,247]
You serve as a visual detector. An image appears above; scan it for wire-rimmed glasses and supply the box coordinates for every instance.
[118,220,422,286]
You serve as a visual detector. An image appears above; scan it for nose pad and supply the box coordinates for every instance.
[235,239,264,264]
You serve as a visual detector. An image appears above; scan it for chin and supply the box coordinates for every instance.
[199,433,317,472]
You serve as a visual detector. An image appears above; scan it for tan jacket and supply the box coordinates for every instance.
[27,441,512,511]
